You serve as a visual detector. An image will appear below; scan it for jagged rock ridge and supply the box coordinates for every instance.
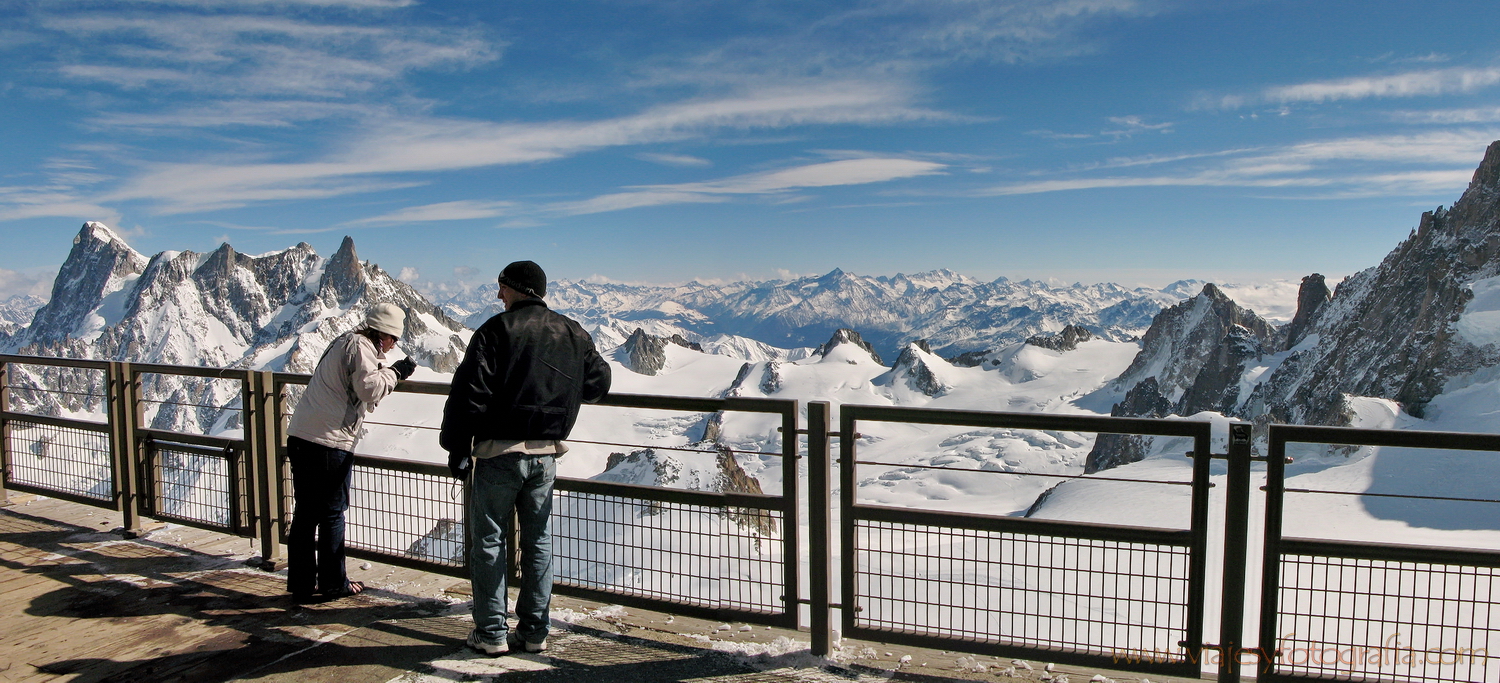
[1090,140,1500,471]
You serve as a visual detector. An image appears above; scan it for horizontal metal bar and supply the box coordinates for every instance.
[1,411,109,432]
[842,625,1202,678]
[130,363,250,380]
[551,582,795,629]
[853,503,1193,545]
[1,481,118,510]
[149,512,237,536]
[139,428,243,450]
[343,545,468,580]
[1270,423,1500,452]
[853,459,1196,487]
[149,440,236,459]
[842,403,1213,438]
[0,354,110,371]
[555,476,787,510]
[1282,487,1500,505]
[351,452,451,479]
[568,438,784,458]
[598,392,796,415]
[1280,537,1500,567]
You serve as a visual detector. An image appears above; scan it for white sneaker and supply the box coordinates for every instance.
[467,630,509,656]
[510,633,548,652]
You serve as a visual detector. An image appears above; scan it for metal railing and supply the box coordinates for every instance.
[1258,424,1500,683]
[831,404,1215,678]
[5,351,1500,679]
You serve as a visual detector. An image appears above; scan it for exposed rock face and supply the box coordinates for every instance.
[1025,324,1094,351]
[619,328,669,375]
[814,328,883,364]
[887,340,951,397]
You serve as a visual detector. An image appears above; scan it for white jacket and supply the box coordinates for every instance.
[287,332,398,451]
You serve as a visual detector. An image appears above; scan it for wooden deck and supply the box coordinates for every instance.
[0,493,1148,683]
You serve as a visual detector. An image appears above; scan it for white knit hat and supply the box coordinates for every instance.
[365,303,406,338]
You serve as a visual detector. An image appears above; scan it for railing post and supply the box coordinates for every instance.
[1218,422,1254,683]
[249,371,285,571]
[111,362,144,538]
[838,407,858,642]
[806,401,833,655]
[0,361,11,507]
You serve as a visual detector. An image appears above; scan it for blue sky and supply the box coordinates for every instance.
[3,0,1500,300]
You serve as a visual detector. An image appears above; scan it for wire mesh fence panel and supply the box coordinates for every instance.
[138,374,245,438]
[151,444,233,529]
[1274,553,1498,683]
[853,519,1194,662]
[4,420,113,502]
[551,489,787,614]
[4,364,108,422]
[343,464,466,569]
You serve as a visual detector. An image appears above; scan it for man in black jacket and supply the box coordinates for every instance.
[440,260,611,656]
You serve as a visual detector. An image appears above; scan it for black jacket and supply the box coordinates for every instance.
[440,298,611,453]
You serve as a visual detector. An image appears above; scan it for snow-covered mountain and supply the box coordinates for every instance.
[4,223,469,433]
[0,295,44,341]
[1089,140,1500,471]
[438,268,1194,361]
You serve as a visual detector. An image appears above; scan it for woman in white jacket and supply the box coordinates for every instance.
[285,303,416,601]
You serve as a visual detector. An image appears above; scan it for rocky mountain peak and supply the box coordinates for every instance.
[1282,273,1332,350]
[1025,324,1094,352]
[1470,139,1500,195]
[888,339,950,397]
[815,328,883,364]
[321,235,366,304]
[17,222,148,348]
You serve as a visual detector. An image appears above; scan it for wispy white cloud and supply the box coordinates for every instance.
[1392,106,1500,125]
[90,101,384,129]
[552,157,947,216]
[40,13,497,99]
[341,200,515,226]
[636,153,713,167]
[1027,115,1173,140]
[980,131,1499,198]
[0,268,57,300]
[1207,66,1500,109]
[107,82,954,213]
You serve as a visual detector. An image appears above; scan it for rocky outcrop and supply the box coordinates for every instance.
[815,328,883,364]
[1281,274,1331,351]
[619,328,669,375]
[1025,324,1094,351]
[887,340,951,397]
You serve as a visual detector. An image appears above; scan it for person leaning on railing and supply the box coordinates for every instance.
[440,260,611,657]
[284,303,417,603]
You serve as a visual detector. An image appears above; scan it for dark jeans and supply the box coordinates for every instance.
[469,453,556,643]
[286,436,355,596]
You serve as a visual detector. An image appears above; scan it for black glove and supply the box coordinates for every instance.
[390,357,417,380]
[448,449,472,481]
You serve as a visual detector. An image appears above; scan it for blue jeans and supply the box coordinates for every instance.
[286,436,354,596]
[468,453,555,642]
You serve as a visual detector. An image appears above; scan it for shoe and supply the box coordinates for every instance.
[321,580,364,600]
[467,630,509,656]
[509,632,548,653]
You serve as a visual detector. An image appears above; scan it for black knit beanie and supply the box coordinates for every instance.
[497,260,547,298]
